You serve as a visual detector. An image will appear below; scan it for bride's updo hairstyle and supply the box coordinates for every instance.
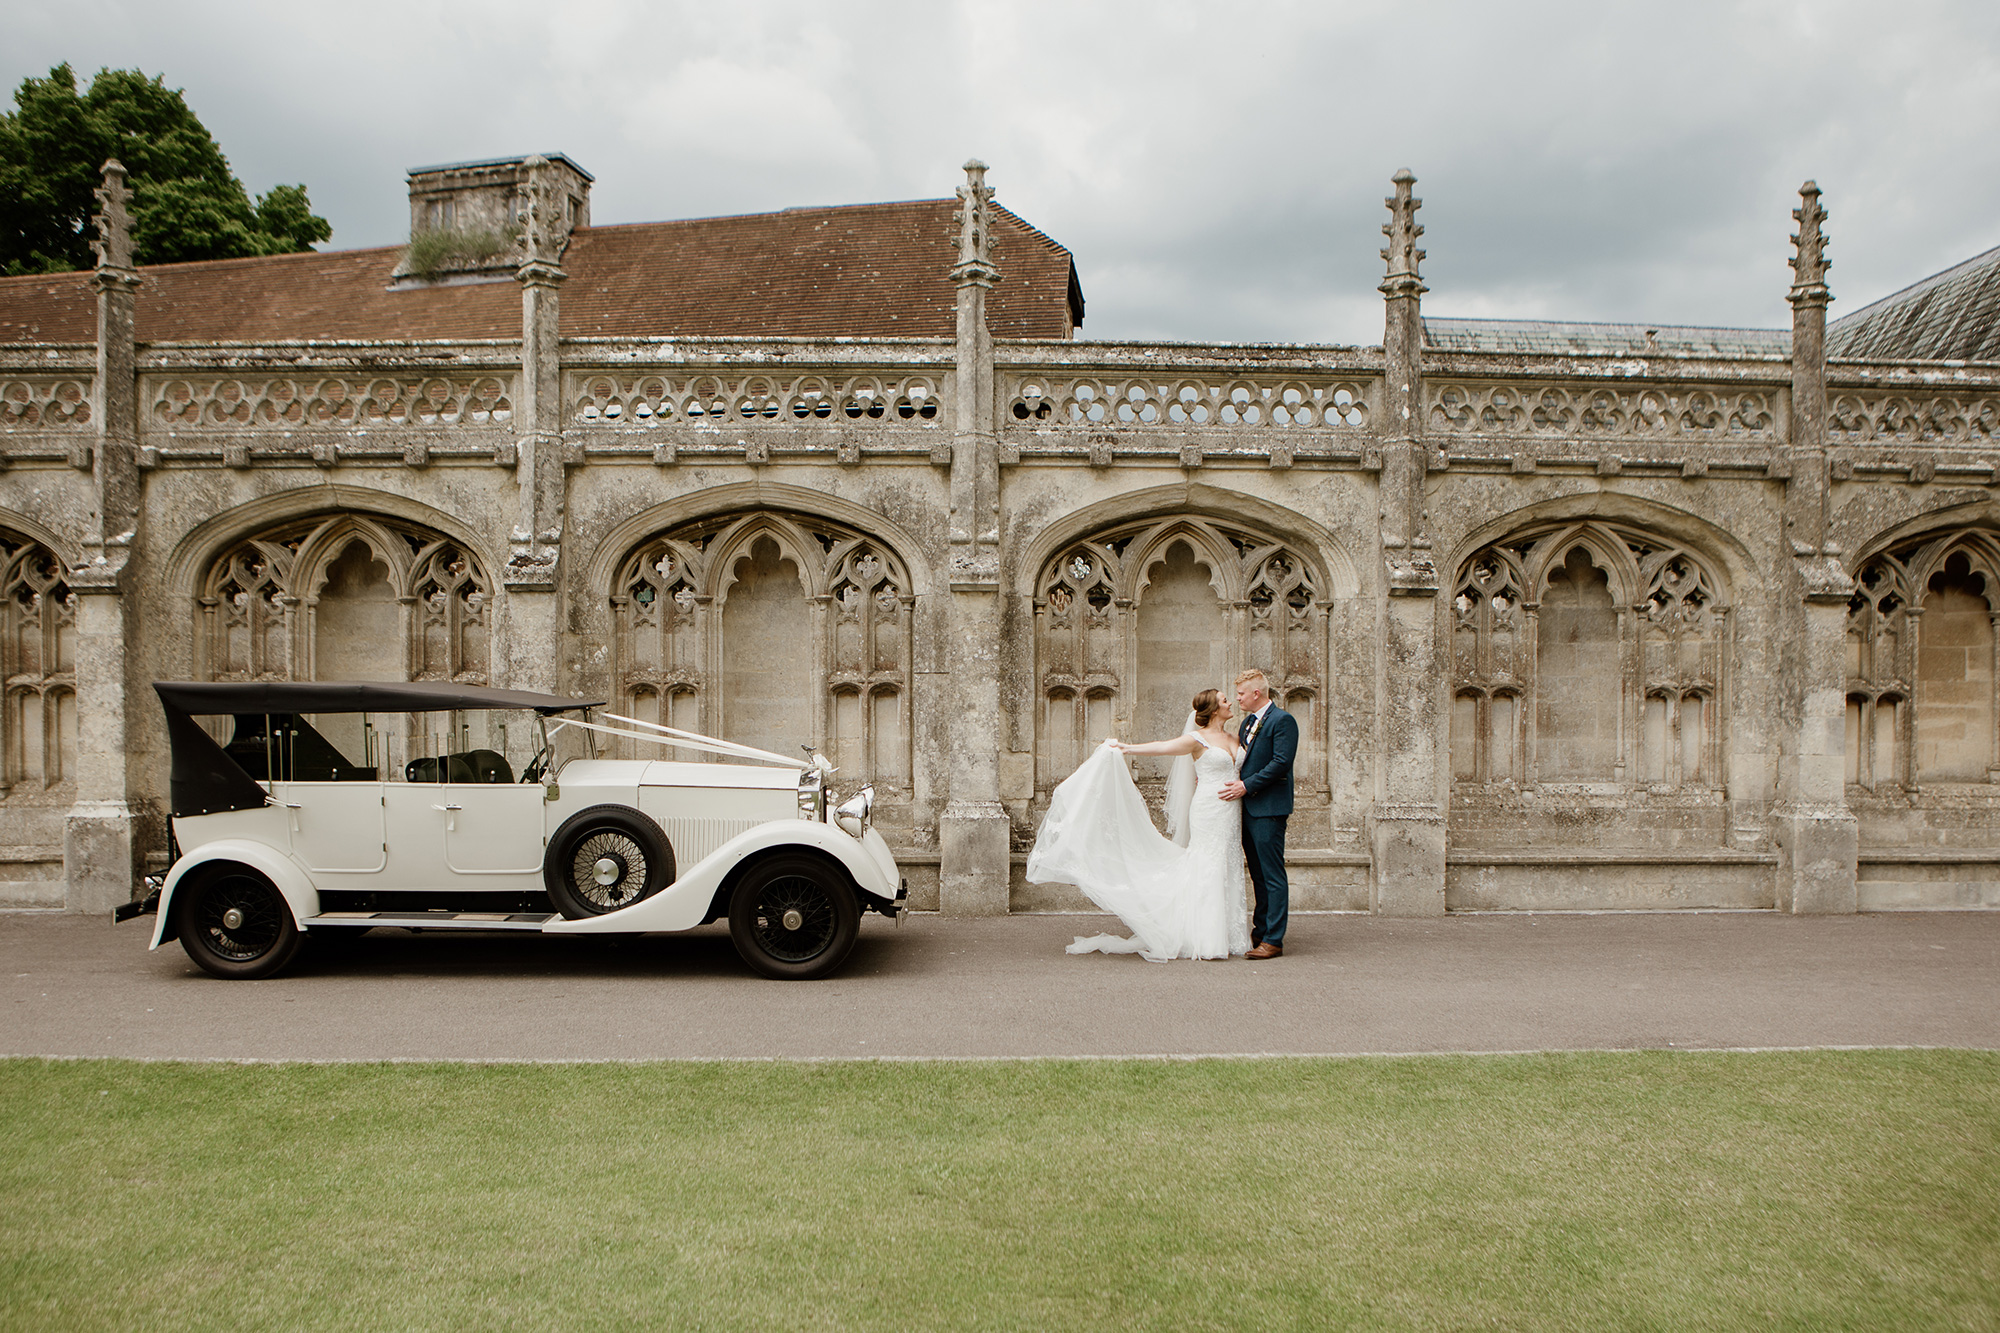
[1191,688,1223,728]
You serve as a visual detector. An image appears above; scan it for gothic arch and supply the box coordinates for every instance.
[1448,492,1757,604]
[1018,482,1358,600]
[0,509,82,573]
[165,485,497,604]
[1031,509,1332,798]
[1845,522,2000,789]
[1843,495,2000,573]
[607,506,918,807]
[705,514,828,603]
[1450,514,1731,794]
[1125,521,1237,604]
[0,529,75,797]
[193,511,493,685]
[290,515,414,602]
[584,480,934,601]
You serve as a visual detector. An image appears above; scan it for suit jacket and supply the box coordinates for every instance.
[1238,705,1297,818]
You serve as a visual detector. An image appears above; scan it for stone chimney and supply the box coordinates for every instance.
[391,153,592,285]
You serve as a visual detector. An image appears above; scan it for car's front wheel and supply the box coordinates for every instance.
[727,854,860,980]
[173,866,304,980]
[545,806,675,919]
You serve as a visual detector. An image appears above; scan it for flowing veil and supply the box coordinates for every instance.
[1162,709,1199,847]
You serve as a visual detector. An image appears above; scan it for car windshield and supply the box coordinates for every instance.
[195,707,587,785]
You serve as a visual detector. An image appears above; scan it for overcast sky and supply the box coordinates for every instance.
[9,0,1999,345]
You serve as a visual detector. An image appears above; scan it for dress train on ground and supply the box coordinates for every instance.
[1026,739,1250,960]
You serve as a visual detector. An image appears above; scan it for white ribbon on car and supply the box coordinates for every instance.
[548,712,836,773]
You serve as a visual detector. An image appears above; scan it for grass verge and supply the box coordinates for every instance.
[1,1051,1995,1331]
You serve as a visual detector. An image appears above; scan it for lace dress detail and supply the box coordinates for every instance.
[1026,736,1252,960]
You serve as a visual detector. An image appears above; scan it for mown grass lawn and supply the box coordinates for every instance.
[1,1051,1994,1331]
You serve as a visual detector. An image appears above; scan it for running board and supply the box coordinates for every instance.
[303,911,557,932]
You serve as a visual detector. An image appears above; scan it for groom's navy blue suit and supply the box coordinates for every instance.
[1238,704,1297,947]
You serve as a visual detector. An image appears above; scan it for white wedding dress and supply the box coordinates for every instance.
[1026,734,1252,960]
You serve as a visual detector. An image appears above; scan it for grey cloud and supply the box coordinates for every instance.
[6,0,1997,344]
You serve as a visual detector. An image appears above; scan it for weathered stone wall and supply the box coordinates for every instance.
[6,165,2000,915]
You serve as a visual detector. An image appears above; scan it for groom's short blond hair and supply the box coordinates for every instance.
[1234,669,1269,692]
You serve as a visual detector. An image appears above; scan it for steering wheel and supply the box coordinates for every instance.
[521,742,551,784]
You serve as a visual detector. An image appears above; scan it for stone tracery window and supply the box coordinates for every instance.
[198,515,490,684]
[0,535,75,795]
[1451,521,1728,791]
[1033,517,1328,797]
[1847,530,2000,789]
[611,512,914,802]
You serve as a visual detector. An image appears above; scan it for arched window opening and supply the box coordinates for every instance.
[609,511,915,804]
[0,536,76,797]
[313,542,399,682]
[1917,553,1995,783]
[1452,520,1730,794]
[1135,541,1226,781]
[1031,516,1330,801]
[1849,529,2000,790]
[1538,546,1620,781]
[198,516,491,686]
[718,535,813,764]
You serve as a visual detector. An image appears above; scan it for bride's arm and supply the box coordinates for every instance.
[1110,733,1202,757]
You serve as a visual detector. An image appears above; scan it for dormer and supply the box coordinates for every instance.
[390,153,593,285]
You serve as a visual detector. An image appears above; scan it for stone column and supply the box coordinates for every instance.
[66,160,144,912]
[939,160,1010,916]
[1774,181,1858,914]
[1369,170,1446,915]
[503,157,569,695]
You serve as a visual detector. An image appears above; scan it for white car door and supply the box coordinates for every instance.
[438,782,547,889]
[276,780,387,874]
[381,782,456,891]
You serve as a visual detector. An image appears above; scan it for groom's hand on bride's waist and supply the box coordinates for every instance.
[1217,779,1246,801]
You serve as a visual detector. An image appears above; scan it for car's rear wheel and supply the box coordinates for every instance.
[727,854,859,980]
[545,806,675,919]
[174,867,304,980]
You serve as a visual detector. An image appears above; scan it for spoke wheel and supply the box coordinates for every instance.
[545,806,675,919]
[173,867,303,980]
[728,854,859,980]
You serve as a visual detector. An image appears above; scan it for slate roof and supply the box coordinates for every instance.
[1423,318,1789,358]
[0,198,1083,345]
[1827,242,2000,363]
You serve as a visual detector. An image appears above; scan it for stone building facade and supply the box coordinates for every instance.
[2,153,1998,918]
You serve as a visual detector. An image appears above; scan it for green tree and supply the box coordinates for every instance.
[0,64,331,275]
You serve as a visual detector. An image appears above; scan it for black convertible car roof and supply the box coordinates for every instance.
[153,681,602,816]
[153,681,601,716]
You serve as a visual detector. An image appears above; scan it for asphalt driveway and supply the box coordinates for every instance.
[5,909,1997,1061]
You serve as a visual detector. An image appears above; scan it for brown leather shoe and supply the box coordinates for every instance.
[1245,942,1283,960]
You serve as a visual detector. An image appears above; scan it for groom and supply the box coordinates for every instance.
[1218,668,1296,960]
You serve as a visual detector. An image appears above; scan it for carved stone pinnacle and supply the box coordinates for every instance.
[91,159,136,273]
[953,158,1000,288]
[1379,169,1428,299]
[1788,179,1831,307]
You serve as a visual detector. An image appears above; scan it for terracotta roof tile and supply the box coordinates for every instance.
[0,198,1080,346]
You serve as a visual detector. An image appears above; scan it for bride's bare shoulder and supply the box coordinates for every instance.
[1195,729,1243,760]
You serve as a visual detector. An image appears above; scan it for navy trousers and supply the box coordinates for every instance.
[1242,814,1289,946]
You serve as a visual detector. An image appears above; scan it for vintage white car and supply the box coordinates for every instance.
[133,681,905,980]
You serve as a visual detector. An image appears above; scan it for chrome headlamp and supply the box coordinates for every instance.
[834,785,874,837]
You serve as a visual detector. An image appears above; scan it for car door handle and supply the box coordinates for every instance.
[432,802,461,832]
[432,804,463,812]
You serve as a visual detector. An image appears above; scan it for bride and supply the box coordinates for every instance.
[1026,688,1252,960]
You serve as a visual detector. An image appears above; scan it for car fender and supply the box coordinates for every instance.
[545,819,898,936]
[150,840,319,950]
